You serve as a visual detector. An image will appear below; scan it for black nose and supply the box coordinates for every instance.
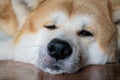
[47,39,72,61]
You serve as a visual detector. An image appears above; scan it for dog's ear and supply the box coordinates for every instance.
[0,0,18,35]
[12,0,46,11]
[12,0,46,28]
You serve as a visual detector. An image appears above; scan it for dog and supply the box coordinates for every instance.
[112,0,120,60]
[0,0,120,74]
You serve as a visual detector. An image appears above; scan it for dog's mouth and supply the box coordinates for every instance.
[45,59,63,70]
[37,52,81,74]
[40,59,67,74]
[46,63,62,71]
[37,38,80,74]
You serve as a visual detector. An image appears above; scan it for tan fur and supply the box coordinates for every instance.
[0,0,120,78]
[0,0,46,35]
[15,0,117,59]
[0,0,18,35]
[0,0,118,50]
[110,0,120,56]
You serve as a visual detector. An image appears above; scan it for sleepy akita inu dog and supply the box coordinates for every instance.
[0,0,120,74]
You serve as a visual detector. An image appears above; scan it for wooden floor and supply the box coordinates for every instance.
[40,64,120,80]
[0,61,120,80]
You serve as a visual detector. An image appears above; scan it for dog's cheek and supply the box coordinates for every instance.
[82,42,108,65]
[14,33,43,64]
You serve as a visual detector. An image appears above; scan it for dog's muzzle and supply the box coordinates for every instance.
[47,38,72,61]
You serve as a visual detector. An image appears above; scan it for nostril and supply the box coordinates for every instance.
[61,48,65,54]
[48,44,56,53]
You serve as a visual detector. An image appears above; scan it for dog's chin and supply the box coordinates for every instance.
[37,64,65,74]
[37,62,65,74]
[39,65,78,74]
[42,67,65,74]
[37,58,80,74]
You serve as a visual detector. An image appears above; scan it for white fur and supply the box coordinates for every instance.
[0,0,41,61]
[0,31,14,60]
[0,0,116,75]
[13,12,110,74]
[0,11,113,74]
[11,0,30,30]
[86,43,108,64]
[11,0,41,30]
[14,33,41,64]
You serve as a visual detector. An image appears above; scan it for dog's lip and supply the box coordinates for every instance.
[43,60,63,71]
[46,62,62,70]
[41,57,65,72]
[49,64,61,70]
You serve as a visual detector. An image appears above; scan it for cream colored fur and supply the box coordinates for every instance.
[0,0,120,74]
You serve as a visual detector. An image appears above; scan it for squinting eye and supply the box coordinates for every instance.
[77,30,93,37]
[45,25,57,30]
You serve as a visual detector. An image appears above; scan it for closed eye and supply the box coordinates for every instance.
[45,25,57,30]
[77,30,93,37]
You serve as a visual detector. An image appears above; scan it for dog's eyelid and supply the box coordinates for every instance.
[77,29,93,37]
[44,25,57,30]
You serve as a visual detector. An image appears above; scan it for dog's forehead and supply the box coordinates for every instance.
[38,0,108,14]
[50,12,94,29]
[29,0,116,39]
[15,0,117,54]
[32,0,109,26]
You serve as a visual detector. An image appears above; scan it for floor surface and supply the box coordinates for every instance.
[0,60,120,80]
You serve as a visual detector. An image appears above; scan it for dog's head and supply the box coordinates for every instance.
[14,0,118,74]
